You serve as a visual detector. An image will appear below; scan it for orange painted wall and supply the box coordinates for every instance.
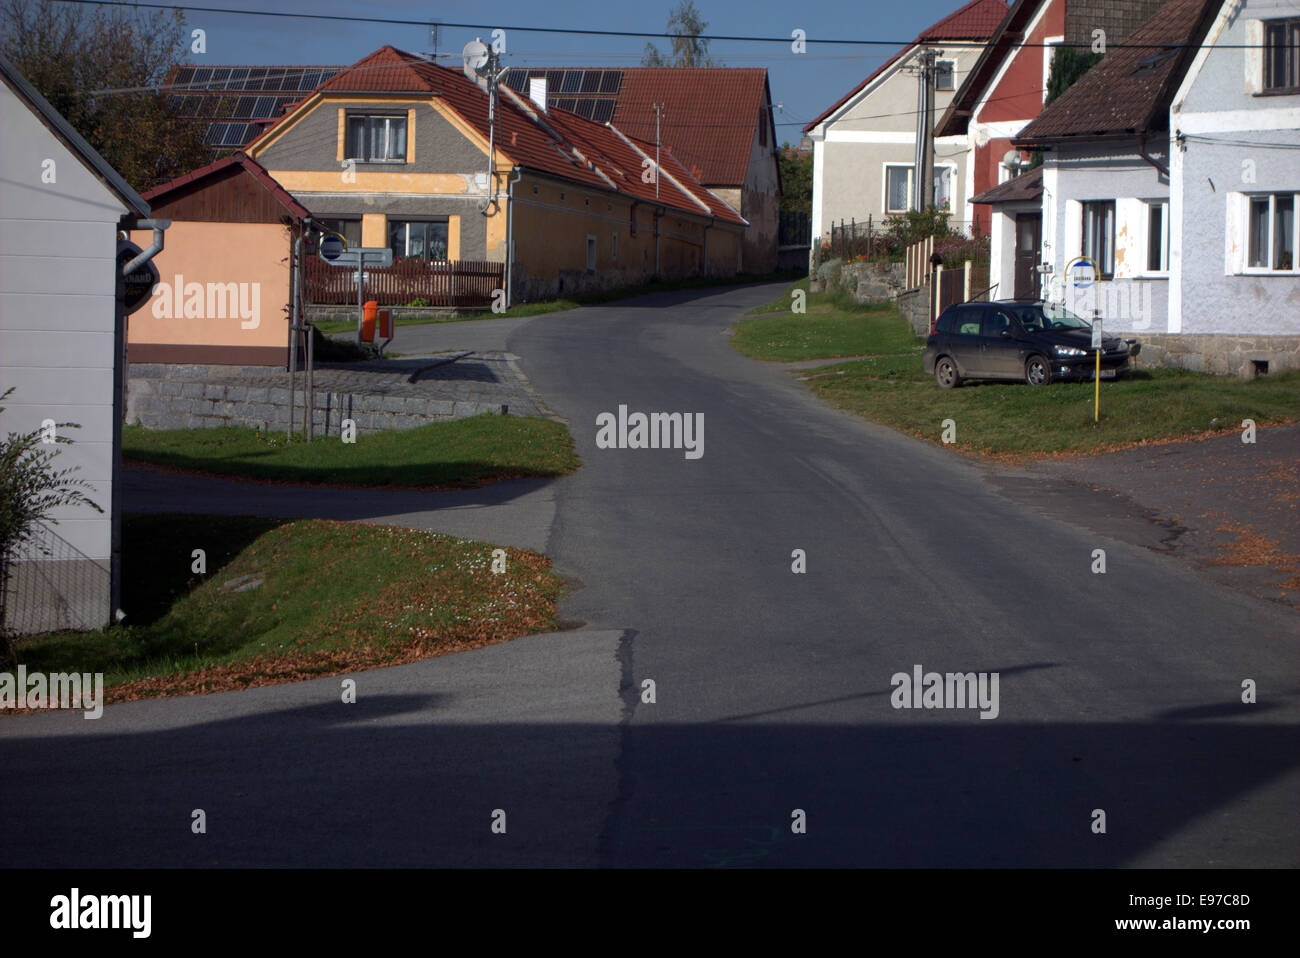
[128,221,291,349]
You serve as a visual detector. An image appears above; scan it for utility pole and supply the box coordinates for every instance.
[912,49,939,212]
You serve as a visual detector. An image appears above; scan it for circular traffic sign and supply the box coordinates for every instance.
[1067,256,1097,289]
[319,234,346,262]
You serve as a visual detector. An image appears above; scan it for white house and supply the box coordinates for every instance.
[1012,0,1298,374]
[804,0,1009,243]
[1169,0,1300,374]
[0,54,153,632]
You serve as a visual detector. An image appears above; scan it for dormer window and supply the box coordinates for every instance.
[345,113,407,162]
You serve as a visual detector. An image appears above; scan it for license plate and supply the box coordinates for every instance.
[1099,369,1117,380]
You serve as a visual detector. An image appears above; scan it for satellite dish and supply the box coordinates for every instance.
[1002,149,1025,169]
[462,38,489,76]
[974,128,990,148]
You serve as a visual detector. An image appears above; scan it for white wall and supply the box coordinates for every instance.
[0,78,126,568]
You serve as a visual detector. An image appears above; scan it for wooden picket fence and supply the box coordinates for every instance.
[304,256,503,308]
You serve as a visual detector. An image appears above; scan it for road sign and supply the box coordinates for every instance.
[1068,256,1097,289]
[117,240,159,315]
[319,234,345,262]
[1091,317,1103,350]
[327,247,392,269]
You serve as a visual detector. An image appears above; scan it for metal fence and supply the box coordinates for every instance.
[304,257,504,308]
[824,217,893,262]
[1,521,111,636]
[779,210,811,249]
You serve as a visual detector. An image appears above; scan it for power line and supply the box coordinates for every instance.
[48,0,1293,50]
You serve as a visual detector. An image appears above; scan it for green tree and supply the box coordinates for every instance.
[778,142,812,215]
[1044,47,1104,106]
[642,1,720,67]
[0,389,103,664]
[0,0,210,192]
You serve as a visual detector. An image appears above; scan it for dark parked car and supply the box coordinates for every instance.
[923,300,1141,388]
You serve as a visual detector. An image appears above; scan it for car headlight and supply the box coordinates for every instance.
[1053,345,1087,357]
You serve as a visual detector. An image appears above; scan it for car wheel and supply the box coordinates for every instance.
[935,356,961,389]
[1024,354,1052,386]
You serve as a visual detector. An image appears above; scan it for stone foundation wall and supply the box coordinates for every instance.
[1135,334,1299,377]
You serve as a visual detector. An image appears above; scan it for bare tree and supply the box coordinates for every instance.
[642,1,721,68]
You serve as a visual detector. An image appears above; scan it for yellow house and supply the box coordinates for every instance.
[245,46,747,303]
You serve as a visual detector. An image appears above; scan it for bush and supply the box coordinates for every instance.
[0,388,102,663]
[816,257,844,285]
[406,297,431,308]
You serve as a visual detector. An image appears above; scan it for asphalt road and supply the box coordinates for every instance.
[4,283,1296,868]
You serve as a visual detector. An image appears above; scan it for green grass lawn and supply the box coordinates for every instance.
[732,282,921,361]
[122,414,579,488]
[10,514,564,701]
[807,361,1300,456]
[736,282,1300,457]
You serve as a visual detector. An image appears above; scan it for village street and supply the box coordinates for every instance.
[3,283,1297,868]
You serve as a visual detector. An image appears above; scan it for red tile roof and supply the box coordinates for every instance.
[1014,0,1220,144]
[612,68,770,187]
[804,0,1009,133]
[250,47,744,226]
[936,0,1037,137]
[141,150,311,218]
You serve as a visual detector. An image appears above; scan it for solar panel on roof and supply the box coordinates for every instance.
[580,71,601,93]
[574,99,597,119]
[599,70,621,94]
[206,122,228,145]
[228,123,254,146]
[552,97,576,112]
[197,96,220,118]
[173,67,195,86]
[503,70,528,92]
[230,96,254,119]
[252,96,277,118]
[296,69,318,91]
[210,68,230,86]
[192,67,212,84]
[546,70,564,91]
[592,100,615,123]
[227,67,250,88]
[560,70,583,93]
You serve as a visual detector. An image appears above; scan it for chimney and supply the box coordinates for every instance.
[529,77,547,112]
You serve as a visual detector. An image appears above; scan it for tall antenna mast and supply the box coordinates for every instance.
[654,103,664,200]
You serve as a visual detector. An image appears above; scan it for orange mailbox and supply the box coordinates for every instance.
[377,309,392,339]
[361,300,378,343]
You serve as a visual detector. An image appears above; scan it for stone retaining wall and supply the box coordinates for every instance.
[126,363,509,435]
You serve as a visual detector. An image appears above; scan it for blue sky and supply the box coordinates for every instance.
[172,0,984,143]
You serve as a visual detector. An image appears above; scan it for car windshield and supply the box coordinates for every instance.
[1013,303,1093,332]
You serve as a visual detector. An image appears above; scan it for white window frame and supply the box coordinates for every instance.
[1043,37,1065,103]
[1081,200,1116,280]
[933,163,957,212]
[882,162,958,215]
[883,163,912,214]
[1143,199,1170,275]
[1241,191,1299,274]
[586,234,597,272]
[345,113,407,163]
